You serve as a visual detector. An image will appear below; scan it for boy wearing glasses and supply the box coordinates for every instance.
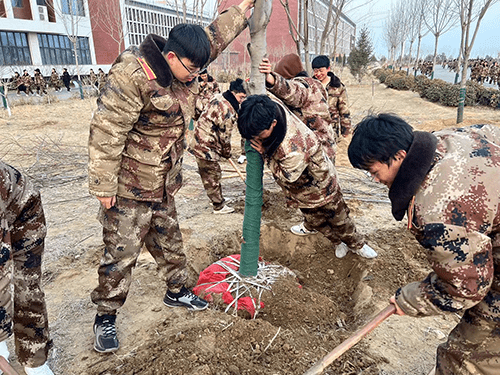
[88,0,254,353]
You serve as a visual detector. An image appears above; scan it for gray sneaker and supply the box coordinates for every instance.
[93,314,119,353]
[163,287,209,311]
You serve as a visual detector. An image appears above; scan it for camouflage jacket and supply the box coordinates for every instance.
[267,73,336,160]
[392,125,500,322]
[88,6,247,202]
[323,72,351,137]
[266,97,339,209]
[188,92,238,161]
[34,72,45,87]
[196,80,221,115]
[50,72,59,84]
[0,160,43,236]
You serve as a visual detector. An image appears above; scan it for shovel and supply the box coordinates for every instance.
[303,304,396,375]
[0,356,19,375]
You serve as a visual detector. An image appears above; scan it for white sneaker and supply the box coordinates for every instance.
[336,243,377,259]
[354,244,378,259]
[24,363,54,375]
[213,205,234,214]
[335,243,349,258]
[290,222,318,236]
[237,155,246,164]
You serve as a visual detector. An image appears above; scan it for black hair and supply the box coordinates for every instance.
[163,24,210,69]
[238,95,276,139]
[312,55,330,69]
[348,113,414,169]
[229,78,246,94]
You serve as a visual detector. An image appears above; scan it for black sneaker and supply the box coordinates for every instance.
[163,287,209,311]
[93,314,119,353]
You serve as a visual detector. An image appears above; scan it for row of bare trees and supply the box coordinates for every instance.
[384,0,499,122]
[280,0,373,73]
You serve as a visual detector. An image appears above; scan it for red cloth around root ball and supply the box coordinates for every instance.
[193,254,265,318]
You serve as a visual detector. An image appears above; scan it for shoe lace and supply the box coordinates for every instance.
[101,318,117,337]
[183,289,197,300]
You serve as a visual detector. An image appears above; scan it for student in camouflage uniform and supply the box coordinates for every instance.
[89,68,98,88]
[0,161,54,375]
[188,78,247,214]
[348,114,500,375]
[259,54,336,162]
[312,55,351,140]
[49,69,61,92]
[258,54,347,239]
[33,69,47,96]
[88,0,254,354]
[97,68,106,91]
[237,95,377,259]
[21,70,34,96]
[197,68,220,107]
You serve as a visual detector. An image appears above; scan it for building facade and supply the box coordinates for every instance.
[0,0,355,79]
[0,0,95,78]
[219,0,356,66]
[88,0,212,66]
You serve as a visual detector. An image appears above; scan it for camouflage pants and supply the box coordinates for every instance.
[91,195,187,314]
[0,192,51,367]
[436,308,500,375]
[300,199,365,250]
[195,158,225,210]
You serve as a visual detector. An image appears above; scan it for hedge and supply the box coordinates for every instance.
[375,69,500,109]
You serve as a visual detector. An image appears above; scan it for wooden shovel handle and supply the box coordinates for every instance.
[0,356,19,375]
[228,158,246,182]
[303,304,396,375]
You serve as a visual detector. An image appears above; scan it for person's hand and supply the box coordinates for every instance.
[259,58,275,85]
[238,0,255,13]
[389,295,406,316]
[250,138,265,154]
[97,196,116,209]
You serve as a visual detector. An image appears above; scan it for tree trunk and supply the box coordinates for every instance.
[431,33,440,79]
[414,34,422,73]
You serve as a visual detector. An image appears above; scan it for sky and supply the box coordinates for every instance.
[349,0,500,59]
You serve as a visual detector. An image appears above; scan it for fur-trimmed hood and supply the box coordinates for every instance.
[327,72,342,88]
[139,34,173,88]
[389,131,438,221]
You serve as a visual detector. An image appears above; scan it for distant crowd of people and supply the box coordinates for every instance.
[413,57,500,88]
[7,67,108,96]
[443,58,500,86]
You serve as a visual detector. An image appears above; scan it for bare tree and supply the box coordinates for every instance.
[455,0,499,123]
[424,0,458,78]
[394,0,410,68]
[47,0,88,82]
[406,0,428,70]
[280,0,302,53]
[383,9,401,66]
[88,0,127,56]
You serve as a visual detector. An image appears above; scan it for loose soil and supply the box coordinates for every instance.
[1,72,499,375]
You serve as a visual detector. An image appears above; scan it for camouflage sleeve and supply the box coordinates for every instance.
[205,6,247,65]
[395,223,494,317]
[267,73,314,110]
[88,54,144,197]
[273,151,308,183]
[336,86,351,136]
[188,99,233,161]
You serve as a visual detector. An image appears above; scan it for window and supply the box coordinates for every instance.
[38,33,91,65]
[36,0,46,5]
[62,0,85,16]
[11,0,23,7]
[0,31,31,65]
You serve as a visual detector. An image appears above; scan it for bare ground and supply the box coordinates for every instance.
[0,74,499,375]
